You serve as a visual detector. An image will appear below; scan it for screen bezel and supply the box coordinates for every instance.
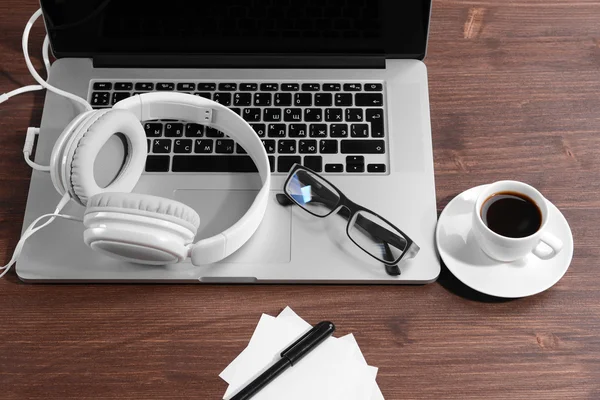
[40,0,432,62]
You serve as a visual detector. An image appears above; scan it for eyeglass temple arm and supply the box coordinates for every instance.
[277,194,407,252]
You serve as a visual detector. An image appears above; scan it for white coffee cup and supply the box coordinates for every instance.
[472,181,563,262]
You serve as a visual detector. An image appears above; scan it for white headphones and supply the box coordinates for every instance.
[49,92,271,266]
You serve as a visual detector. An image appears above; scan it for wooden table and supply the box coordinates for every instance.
[1,1,599,399]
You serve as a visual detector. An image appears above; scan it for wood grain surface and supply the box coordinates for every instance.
[1,1,600,399]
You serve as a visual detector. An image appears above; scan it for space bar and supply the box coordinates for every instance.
[172,155,258,172]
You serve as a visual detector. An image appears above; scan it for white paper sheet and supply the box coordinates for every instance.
[221,307,384,400]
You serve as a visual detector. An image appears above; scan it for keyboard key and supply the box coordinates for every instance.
[144,123,163,137]
[366,109,384,122]
[261,139,276,154]
[145,155,170,172]
[281,108,300,122]
[147,139,150,151]
[114,82,133,91]
[365,83,383,92]
[274,93,292,107]
[371,124,385,138]
[152,139,171,153]
[304,156,323,172]
[299,140,318,154]
[156,82,175,91]
[278,156,301,173]
[325,164,343,173]
[260,83,279,91]
[194,92,211,99]
[243,108,262,122]
[368,164,386,173]
[240,83,258,91]
[219,83,237,91]
[346,108,364,122]
[344,83,362,91]
[278,140,297,154]
[135,82,154,91]
[347,164,365,173]
[173,155,259,172]
[366,109,385,137]
[281,83,299,91]
[320,140,338,154]
[213,92,232,105]
[216,139,235,154]
[198,83,216,91]
[194,139,214,153]
[268,156,275,172]
[206,127,224,138]
[165,123,184,137]
[315,93,332,106]
[251,123,266,137]
[185,123,204,137]
[91,92,110,106]
[326,108,344,122]
[236,144,247,154]
[302,83,320,91]
[234,93,252,106]
[310,124,328,138]
[294,93,312,106]
[264,108,282,122]
[174,139,193,153]
[341,140,385,154]
[356,93,384,107]
[346,156,365,173]
[304,108,323,122]
[231,108,241,116]
[323,83,341,91]
[93,82,112,90]
[351,124,369,138]
[330,124,348,138]
[268,124,286,138]
[289,124,308,138]
[177,83,196,91]
[254,93,272,106]
[335,93,353,106]
[112,92,130,105]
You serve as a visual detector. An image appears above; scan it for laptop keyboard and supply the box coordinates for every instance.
[89,80,388,175]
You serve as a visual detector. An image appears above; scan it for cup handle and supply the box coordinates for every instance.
[532,232,563,260]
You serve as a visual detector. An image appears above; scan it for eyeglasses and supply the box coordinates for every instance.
[278,164,419,276]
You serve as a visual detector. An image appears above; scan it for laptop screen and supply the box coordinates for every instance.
[41,0,431,60]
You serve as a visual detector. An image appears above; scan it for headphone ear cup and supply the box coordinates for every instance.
[52,109,147,206]
[50,110,99,198]
[84,192,200,265]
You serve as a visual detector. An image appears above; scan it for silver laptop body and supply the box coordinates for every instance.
[17,1,439,283]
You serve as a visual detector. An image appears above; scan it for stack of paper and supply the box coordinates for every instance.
[220,307,384,400]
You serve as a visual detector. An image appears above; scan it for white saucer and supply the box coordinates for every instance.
[436,185,574,298]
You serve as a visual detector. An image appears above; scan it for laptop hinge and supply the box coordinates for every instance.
[92,55,386,69]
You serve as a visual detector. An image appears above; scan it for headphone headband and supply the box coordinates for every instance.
[114,93,271,264]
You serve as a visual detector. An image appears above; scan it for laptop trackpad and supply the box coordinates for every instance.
[173,189,291,263]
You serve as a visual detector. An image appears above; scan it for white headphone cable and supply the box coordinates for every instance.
[0,194,80,279]
[21,9,92,112]
[0,17,52,105]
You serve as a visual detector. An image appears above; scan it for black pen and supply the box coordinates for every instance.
[228,321,336,400]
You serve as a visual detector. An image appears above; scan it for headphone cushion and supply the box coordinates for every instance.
[87,192,200,233]
[70,109,147,205]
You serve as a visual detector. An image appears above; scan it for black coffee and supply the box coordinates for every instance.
[481,191,542,238]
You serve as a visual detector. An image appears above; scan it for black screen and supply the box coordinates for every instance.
[41,0,430,60]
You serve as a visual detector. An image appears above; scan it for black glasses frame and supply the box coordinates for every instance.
[282,164,417,270]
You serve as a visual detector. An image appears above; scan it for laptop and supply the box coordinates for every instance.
[17,0,440,283]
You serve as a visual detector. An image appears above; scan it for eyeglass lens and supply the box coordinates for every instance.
[285,169,341,217]
[348,210,408,264]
